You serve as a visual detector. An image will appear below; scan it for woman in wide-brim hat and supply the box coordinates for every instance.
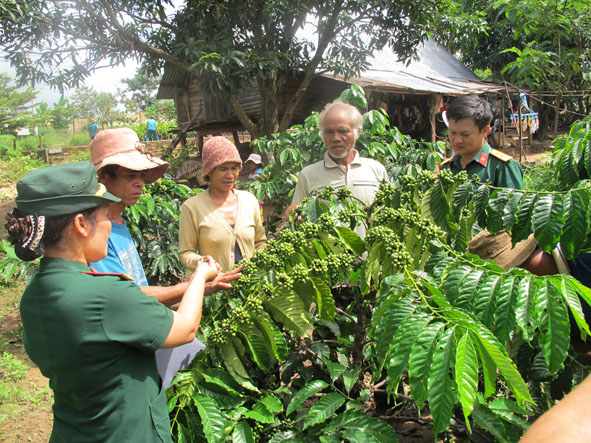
[5,161,219,442]
[179,136,267,272]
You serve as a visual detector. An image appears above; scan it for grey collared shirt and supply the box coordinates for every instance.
[292,150,389,207]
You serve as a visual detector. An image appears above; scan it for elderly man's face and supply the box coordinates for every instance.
[322,108,357,160]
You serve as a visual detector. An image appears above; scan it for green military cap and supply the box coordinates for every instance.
[16,161,120,217]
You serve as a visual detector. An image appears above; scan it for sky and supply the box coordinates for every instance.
[1,57,139,105]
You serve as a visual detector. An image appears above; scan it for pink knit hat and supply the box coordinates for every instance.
[202,136,242,178]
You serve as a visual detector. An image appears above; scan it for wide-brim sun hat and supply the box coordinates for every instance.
[201,136,242,179]
[468,230,537,270]
[16,161,121,217]
[90,128,168,183]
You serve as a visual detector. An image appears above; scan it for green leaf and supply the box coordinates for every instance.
[256,315,288,362]
[551,275,591,338]
[536,278,570,373]
[472,326,532,407]
[260,394,283,413]
[502,190,523,231]
[511,193,536,243]
[471,402,519,443]
[386,312,431,392]
[324,360,346,380]
[269,431,302,442]
[239,322,273,371]
[328,410,398,443]
[422,181,455,233]
[441,265,473,307]
[286,380,329,416]
[373,295,416,368]
[232,421,255,443]
[265,289,311,337]
[473,185,490,227]
[362,242,381,294]
[342,368,359,394]
[201,368,244,397]
[408,322,445,408]
[335,226,366,256]
[487,191,509,234]
[473,274,501,329]
[311,277,336,321]
[428,326,456,435]
[515,276,539,342]
[303,393,345,430]
[220,341,259,392]
[532,193,564,252]
[560,189,590,259]
[244,400,275,423]
[494,274,520,343]
[455,332,479,431]
[193,394,226,443]
[452,182,473,220]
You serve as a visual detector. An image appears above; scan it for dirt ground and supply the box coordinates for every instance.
[0,283,53,442]
[0,138,554,442]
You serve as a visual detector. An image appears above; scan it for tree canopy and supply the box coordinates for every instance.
[0,73,37,135]
[0,0,482,138]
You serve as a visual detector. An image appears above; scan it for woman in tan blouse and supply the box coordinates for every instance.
[179,137,267,272]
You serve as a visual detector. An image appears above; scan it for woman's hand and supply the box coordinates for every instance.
[194,256,220,282]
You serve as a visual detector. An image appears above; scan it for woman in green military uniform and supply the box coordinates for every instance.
[5,162,219,442]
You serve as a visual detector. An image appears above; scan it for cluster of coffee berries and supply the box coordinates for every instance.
[266,240,296,263]
[297,222,319,239]
[417,169,436,188]
[291,263,310,283]
[373,182,398,205]
[336,208,355,225]
[336,186,353,199]
[275,228,305,246]
[325,253,355,273]
[365,225,397,246]
[384,240,413,272]
[318,213,336,232]
[317,185,336,200]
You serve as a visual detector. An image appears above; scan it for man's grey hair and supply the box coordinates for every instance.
[318,101,363,136]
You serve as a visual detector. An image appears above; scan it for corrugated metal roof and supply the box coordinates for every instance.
[321,39,506,95]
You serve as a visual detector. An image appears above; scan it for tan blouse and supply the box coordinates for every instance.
[179,189,266,272]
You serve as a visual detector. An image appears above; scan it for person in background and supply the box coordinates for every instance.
[145,116,160,141]
[440,95,523,190]
[179,136,267,272]
[89,128,241,305]
[87,118,99,140]
[5,161,220,442]
[245,153,264,181]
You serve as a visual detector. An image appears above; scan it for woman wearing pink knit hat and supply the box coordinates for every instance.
[178,136,267,272]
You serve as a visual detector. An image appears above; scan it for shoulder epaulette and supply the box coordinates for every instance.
[440,158,453,167]
[83,271,135,281]
[489,149,514,162]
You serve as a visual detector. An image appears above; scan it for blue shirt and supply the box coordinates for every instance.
[146,119,158,131]
[89,221,148,286]
[88,122,98,137]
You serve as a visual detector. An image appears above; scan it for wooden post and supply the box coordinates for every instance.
[500,95,506,148]
[518,106,523,163]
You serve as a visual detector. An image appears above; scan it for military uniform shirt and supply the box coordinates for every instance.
[20,257,174,443]
[441,141,523,190]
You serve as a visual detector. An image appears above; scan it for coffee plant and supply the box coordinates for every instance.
[128,89,591,441]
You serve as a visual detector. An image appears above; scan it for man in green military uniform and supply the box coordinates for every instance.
[440,95,523,190]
